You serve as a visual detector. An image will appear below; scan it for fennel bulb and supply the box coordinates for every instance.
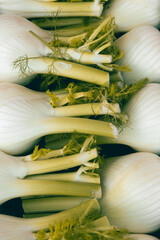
[115,25,160,84]
[100,152,160,233]
[98,83,160,153]
[0,82,118,155]
[131,235,159,240]
[0,14,111,86]
[0,150,101,204]
[104,0,160,32]
[0,0,103,18]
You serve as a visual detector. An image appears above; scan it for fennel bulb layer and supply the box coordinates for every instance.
[117,83,160,153]
[0,14,52,83]
[105,0,160,31]
[116,25,160,84]
[131,234,159,240]
[101,152,160,233]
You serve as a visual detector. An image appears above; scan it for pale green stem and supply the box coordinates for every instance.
[6,2,103,18]
[49,15,106,39]
[80,29,113,51]
[25,148,98,175]
[79,17,112,52]
[94,42,111,54]
[25,199,100,231]
[22,196,90,214]
[80,135,95,153]
[24,213,52,218]
[82,17,111,49]
[25,169,100,184]
[27,57,109,86]
[24,148,64,162]
[45,137,70,150]
[51,101,120,117]
[12,178,101,203]
[38,148,63,159]
[56,92,87,106]
[51,19,99,37]
[45,133,67,144]
[110,71,123,84]
[91,216,111,231]
[57,32,87,45]
[41,116,118,139]
[98,63,113,71]
[32,17,84,29]
[96,135,118,145]
[56,48,112,64]
[52,26,88,37]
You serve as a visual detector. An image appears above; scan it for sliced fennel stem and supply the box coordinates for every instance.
[45,138,70,150]
[24,148,64,161]
[22,196,91,214]
[52,102,120,117]
[24,213,51,218]
[6,2,103,18]
[26,171,100,184]
[57,92,87,106]
[27,57,109,86]
[42,116,118,139]
[15,178,101,200]
[32,17,85,29]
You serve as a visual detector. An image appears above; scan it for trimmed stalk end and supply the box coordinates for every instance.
[110,123,119,139]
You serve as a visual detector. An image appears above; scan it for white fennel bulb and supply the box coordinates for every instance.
[100,152,160,233]
[115,25,160,84]
[117,83,160,153]
[105,0,160,32]
[98,83,160,153]
[0,14,111,86]
[0,14,52,43]
[131,234,159,240]
[0,82,118,155]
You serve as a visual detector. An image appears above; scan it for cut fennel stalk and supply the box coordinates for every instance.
[31,16,87,29]
[22,196,92,214]
[0,82,119,155]
[25,166,100,184]
[0,0,103,18]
